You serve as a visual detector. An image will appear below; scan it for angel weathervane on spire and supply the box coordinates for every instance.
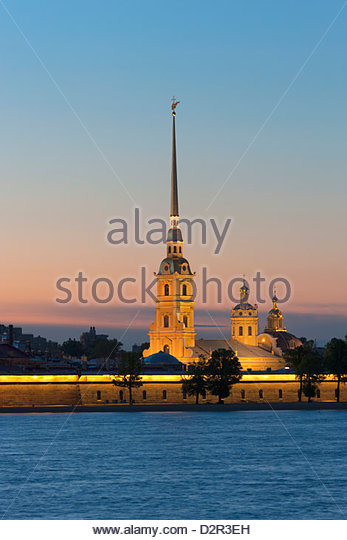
[171,96,180,115]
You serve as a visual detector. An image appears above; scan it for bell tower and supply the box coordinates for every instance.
[265,294,286,332]
[231,280,258,346]
[143,100,196,363]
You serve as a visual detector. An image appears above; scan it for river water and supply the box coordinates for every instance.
[0,410,346,520]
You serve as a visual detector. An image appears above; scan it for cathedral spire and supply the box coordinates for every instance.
[170,98,180,218]
[166,99,183,258]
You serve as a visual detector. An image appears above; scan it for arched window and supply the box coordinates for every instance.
[164,315,169,328]
[143,390,147,400]
[96,390,101,401]
[163,344,170,354]
[183,315,188,327]
[259,389,263,399]
[239,326,243,336]
[120,390,124,401]
[164,284,169,296]
[248,326,252,336]
[182,284,187,296]
[179,246,182,253]
[241,389,245,399]
[173,246,177,253]
[163,390,167,400]
[232,327,235,336]
[168,246,171,253]
[279,389,283,399]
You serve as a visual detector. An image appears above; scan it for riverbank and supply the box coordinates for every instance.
[1,401,347,413]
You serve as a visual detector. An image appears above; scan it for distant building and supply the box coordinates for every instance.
[80,327,109,347]
[0,324,60,357]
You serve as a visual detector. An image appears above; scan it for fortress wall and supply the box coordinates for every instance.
[0,378,345,407]
[0,383,81,407]
[79,382,120,404]
[129,380,344,404]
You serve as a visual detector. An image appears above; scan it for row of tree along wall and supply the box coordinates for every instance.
[0,375,345,407]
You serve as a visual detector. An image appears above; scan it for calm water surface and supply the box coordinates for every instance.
[0,410,346,520]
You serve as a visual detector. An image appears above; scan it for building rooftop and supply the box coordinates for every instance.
[192,338,282,359]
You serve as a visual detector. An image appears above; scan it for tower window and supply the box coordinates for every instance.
[241,389,245,399]
[239,311,242,316]
[163,344,169,354]
[248,326,252,336]
[143,390,147,400]
[173,246,177,253]
[96,391,101,401]
[183,315,188,327]
[179,247,182,253]
[163,390,167,400]
[259,390,263,399]
[249,311,252,316]
[232,327,235,336]
[120,390,124,401]
[168,246,171,253]
[239,326,243,336]
[279,389,283,399]
[164,315,169,328]
[182,284,187,296]
[164,284,169,296]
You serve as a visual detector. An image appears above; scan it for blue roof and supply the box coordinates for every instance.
[143,351,182,365]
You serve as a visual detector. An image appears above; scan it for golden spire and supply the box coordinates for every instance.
[170,97,179,217]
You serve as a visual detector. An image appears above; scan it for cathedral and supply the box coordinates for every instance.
[143,104,301,372]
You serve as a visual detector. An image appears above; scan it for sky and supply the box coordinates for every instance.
[0,0,346,347]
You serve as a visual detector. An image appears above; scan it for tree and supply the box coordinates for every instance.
[283,344,308,402]
[284,341,325,402]
[112,352,143,404]
[206,348,242,404]
[181,358,208,404]
[89,338,123,366]
[301,350,325,402]
[324,338,347,402]
[62,338,85,358]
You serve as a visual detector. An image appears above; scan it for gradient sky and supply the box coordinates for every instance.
[0,0,346,347]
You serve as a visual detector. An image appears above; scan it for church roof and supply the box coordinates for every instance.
[158,257,193,275]
[192,338,281,359]
[233,303,256,311]
[264,331,302,352]
[144,351,182,365]
[167,228,183,242]
[268,308,282,316]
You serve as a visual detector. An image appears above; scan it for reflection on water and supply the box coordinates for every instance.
[0,410,346,520]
